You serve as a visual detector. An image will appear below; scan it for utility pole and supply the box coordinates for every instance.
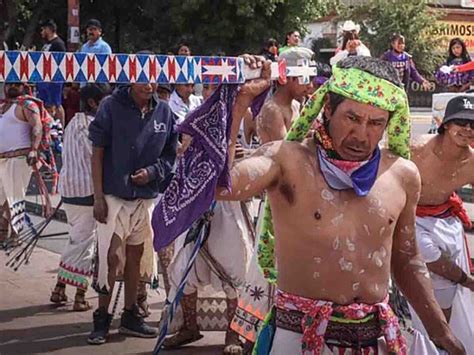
[67,0,80,51]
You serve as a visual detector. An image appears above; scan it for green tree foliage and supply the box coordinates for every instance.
[340,0,445,76]
[3,0,336,55]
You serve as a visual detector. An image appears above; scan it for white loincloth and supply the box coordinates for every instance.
[58,203,96,289]
[231,199,275,343]
[96,195,157,292]
[409,216,474,354]
[0,157,32,235]
[269,327,388,355]
[168,200,254,298]
[166,200,255,332]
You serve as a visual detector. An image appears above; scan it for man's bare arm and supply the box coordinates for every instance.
[391,161,464,353]
[22,102,42,152]
[217,142,282,201]
[426,255,474,291]
[91,146,108,223]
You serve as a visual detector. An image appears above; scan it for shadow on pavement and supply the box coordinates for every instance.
[0,321,128,354]
[136,344,224,355]
[0,304,70,323]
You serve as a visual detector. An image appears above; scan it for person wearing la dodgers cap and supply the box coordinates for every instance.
[437,95,474,134]
[409,94,474,353]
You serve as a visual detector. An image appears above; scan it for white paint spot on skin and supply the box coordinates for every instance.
[304,163,315,177]
[352,282,360,291]
[321,189,335,202]
[262,147,275,158]
[364,225,370,235]
[377,208,387,218]
[313,271,320,279]
[236,190,242,195]
[220,190,229,196]
[333,236,340,250]
[359,269,365,274]
[339,257,353,272]
[313,257,322,264]
[375,284,379,292]
[248,168,259,181]
[409,260,425,268]
[379,227,386,236]
[370,198,382,208]
[371,247,387,268]
[244,184,251,191]
[401,225,413,234]
[346,238,356,252]
[331,213,344,227]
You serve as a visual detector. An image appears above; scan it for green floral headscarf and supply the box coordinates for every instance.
[258,65,410,283]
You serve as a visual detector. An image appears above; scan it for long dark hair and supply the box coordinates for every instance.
[341,31,359,51]
[447,37,471,64]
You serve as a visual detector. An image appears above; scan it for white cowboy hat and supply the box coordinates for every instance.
[341,20,360,34]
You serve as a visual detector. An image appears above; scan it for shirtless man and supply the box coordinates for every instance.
[256,47,314,143]
[410,95,474,352]
[0,82,41,246]
[216,56,463,353]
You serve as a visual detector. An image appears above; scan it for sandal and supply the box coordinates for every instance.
[224,330,243,355]
[50,285,67,304]
[162,328,203,349]
[73,290,92,311]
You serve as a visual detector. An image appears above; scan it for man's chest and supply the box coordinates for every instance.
[418,154,472,190]
[269,164,406,233]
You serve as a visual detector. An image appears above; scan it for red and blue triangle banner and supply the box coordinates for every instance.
[0,51,246,84]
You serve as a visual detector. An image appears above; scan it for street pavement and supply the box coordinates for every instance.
[1,112,473,355]
[0,247,225,355]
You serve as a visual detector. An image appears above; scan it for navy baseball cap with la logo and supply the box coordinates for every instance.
[438,95,474,133]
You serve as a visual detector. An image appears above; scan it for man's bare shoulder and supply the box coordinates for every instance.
[255,140,303,159]
[381,149,421,191]
[258,99,285,121]
[410,134,434,152]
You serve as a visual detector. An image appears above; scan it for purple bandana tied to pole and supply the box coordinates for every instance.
[152,85,267,250]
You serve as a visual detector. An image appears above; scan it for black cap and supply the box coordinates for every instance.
[438,95,474,133]
[86,19,102,30]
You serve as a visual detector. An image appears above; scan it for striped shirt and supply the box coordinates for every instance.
[59,113,94,198]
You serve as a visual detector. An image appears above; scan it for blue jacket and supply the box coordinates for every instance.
[89,86,178,200]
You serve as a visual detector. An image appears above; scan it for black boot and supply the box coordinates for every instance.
[87,308,113,345]
[119,304,158,338]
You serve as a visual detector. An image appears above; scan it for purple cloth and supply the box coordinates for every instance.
[317,147,381,197]
[381,50,424,88]
[250,87,270,118]
[152,85,239,250]
[435,57,473,88]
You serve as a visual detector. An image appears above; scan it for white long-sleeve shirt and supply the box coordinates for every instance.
[58,112,94,198]
[330,43,371,66]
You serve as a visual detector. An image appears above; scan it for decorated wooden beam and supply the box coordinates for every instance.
[0,51,318,85]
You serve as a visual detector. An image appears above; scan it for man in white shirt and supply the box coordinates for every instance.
[50,84,110,311]
[169,84,202,124]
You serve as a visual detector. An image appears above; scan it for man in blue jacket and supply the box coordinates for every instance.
[87,78,178,344]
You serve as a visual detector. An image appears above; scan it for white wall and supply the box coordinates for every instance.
[302,21,337,47]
